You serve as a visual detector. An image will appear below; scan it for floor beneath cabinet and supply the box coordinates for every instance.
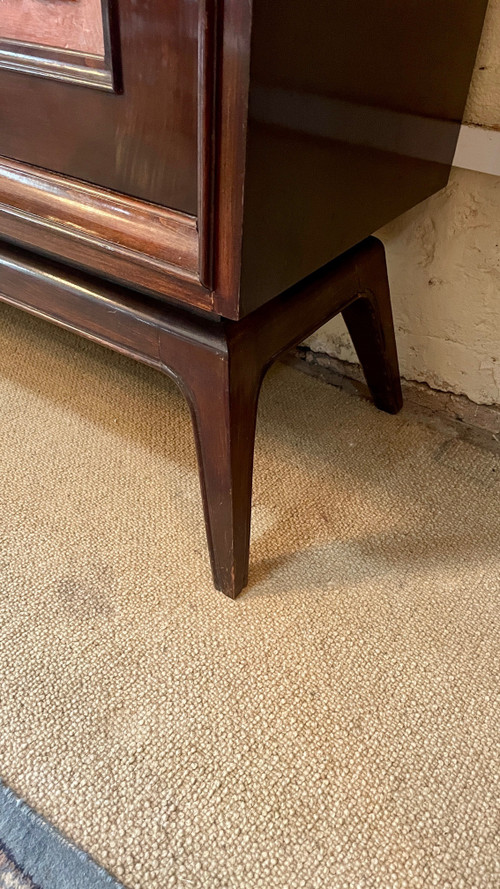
[0,303,498,889]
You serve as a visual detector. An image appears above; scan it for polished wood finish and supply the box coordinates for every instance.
[0,236,401,597]
[0,157,212,311]
[0,41,114,92]
[1,0,106,55]
[237,0,490,316]
[209,0,253,309]
[0,0,121,92]
[0,0,199,210]
[0,0,488,316]
[0,1,488,596]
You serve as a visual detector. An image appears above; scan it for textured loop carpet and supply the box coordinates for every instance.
[0,303,499,889]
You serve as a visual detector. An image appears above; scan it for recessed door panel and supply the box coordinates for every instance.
[0,0,199,213]
[2,0,105,55]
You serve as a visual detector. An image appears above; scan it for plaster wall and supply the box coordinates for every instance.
[308,0,500,406]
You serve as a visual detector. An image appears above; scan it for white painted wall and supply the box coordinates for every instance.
[308,0,500,406]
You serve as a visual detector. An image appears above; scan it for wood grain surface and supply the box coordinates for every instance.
[1,0,105,55]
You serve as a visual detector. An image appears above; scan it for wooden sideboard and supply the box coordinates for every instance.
[0,0,488,596]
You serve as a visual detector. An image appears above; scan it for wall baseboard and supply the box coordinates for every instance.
[453,123,500,176]
[284,346,500,455]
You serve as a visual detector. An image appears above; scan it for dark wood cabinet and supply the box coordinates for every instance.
[0,0,488,596]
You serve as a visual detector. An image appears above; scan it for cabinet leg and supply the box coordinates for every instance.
[157,236,401,597]
[170,340,261,599]
[192,370,260,598]
[0,237,402,599]
[341,238,403,414]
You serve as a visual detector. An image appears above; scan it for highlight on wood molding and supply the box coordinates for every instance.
[0,0,121,92]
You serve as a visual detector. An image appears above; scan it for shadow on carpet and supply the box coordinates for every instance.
[0,782,123,889]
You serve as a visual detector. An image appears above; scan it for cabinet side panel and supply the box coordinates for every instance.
[239,0,488,315]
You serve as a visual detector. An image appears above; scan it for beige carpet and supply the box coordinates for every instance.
[0,302,499,889]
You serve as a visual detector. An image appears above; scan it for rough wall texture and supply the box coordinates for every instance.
[465,0,500,127]
[308,0,500,406]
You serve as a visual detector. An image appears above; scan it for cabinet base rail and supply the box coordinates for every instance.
[0,236,402,597]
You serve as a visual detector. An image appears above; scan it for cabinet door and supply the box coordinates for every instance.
[0,0,218,312]
[0,0,198,210]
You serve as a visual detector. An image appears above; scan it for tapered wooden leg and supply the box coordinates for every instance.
[158,237,401,597]
[0,237,402,600]
[342,239,403,414]
[190,366,260,598]
[166,333,261,599]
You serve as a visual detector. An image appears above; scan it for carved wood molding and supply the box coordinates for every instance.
[0,157,213,311]
[0,40,113,91]
[0,2,221,313]
[0,0,121,91]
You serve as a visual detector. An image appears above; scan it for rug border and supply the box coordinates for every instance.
[0,781,124,889]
